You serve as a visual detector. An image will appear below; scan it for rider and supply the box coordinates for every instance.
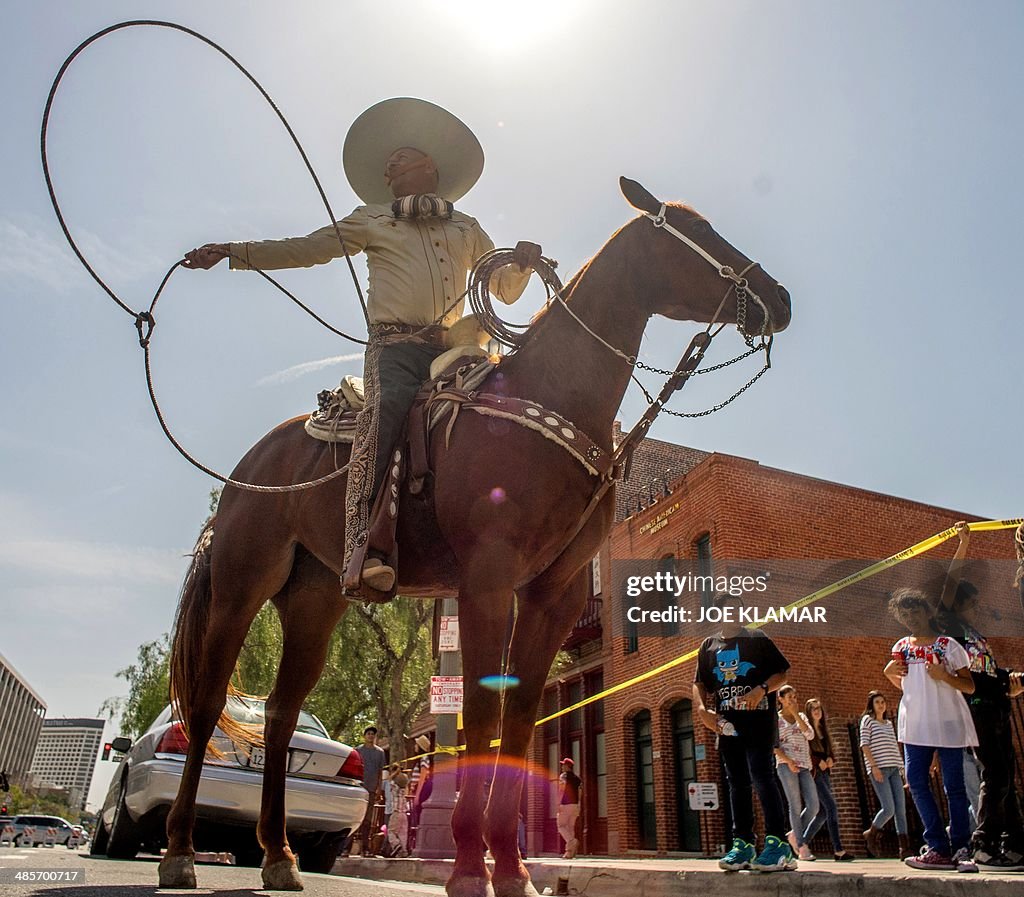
[183,97,542,596]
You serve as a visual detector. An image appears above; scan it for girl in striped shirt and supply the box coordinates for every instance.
[859,691,908,858]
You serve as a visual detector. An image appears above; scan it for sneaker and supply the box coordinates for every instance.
[973,848,1023,870]
[954,847,978,873]
[752,835,796,872]
[904,848,955,870]
[718,838,756,871]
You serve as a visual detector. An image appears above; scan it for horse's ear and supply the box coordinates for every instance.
[620,177,661,215]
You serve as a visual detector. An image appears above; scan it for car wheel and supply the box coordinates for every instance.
[15,835,29,848]
[105,778,140,860]
[297,830,348,875]
[90,820,109,855]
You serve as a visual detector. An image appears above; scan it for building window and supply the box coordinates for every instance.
[633,710,657,849]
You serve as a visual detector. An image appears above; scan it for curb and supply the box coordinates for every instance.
[332,856,1024,896]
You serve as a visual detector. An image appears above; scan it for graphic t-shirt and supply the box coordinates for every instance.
[695,631,789,742]
[777,712,813,769]
[891,635,978,748]
[932,606,1006,705]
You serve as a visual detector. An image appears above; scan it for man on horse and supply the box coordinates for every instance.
[184,97,542,598]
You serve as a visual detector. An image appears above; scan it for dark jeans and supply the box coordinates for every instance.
[905,743,970,856]
[804,770,844,852]
[718,733,787,844]
[371,340,444,498]
[971,701,1024,854]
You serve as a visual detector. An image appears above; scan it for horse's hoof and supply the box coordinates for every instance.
[262,858,304,891]
[158,853,197,889]
[446,875,495,897]
[492,878,540,897]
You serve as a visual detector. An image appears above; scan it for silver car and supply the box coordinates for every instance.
[91,697,367,872]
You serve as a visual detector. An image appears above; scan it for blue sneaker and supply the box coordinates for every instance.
[718,838,755,871]
[752,835,797,872]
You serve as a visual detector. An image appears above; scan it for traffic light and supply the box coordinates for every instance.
[102,743,112,761]
[0,804,7,815]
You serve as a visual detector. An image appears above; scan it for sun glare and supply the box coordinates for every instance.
[431,0,586,52]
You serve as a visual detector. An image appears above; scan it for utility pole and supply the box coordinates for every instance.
[413,596,460,858]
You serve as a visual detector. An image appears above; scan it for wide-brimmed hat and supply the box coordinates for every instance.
[343,97,484,205]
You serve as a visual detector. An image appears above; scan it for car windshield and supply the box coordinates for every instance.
[224,696,327,738]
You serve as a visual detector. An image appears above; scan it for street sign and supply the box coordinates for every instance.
[430,675,464,713]
[439,616,460,652]
[687,782,719,811]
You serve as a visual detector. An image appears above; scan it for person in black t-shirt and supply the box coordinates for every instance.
[693,592,793,872]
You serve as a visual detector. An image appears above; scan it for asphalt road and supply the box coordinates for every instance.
[0,846,446,896]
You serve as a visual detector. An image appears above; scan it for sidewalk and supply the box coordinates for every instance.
[333,854,1024,896]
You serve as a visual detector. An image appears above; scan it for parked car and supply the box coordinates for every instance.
[9,815,75,847]
[91,696,367,872]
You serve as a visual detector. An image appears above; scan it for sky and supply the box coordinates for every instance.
[2,1,1021,810]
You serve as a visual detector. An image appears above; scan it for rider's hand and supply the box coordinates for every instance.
[513,241,542,272]
[183,243,230,270]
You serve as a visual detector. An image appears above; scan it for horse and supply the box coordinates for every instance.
[157,177,792,895]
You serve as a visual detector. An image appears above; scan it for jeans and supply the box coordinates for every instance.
[776,764,819,848]
[905,743,970,855]
[868,766,908,834]
[718,734,788,844]
[964,748,982,830]
[804,770,844,852]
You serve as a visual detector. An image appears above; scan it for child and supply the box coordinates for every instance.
[774,686,819,861]
[884,589,978,872]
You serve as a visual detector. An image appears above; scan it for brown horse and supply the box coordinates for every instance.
[158,178,791,895]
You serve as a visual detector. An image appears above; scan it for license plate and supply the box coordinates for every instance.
[248,747,266,769]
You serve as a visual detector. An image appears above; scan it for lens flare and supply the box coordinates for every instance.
[490,487,506,504]
[479,674,520,691]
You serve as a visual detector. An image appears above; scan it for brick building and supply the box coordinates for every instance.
[526,433,1024,858]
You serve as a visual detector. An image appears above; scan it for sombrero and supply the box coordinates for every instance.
[343,97,484,205]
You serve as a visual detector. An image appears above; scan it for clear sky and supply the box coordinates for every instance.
[2,1,1021,809]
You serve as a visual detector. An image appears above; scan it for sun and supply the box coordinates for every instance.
[429,0,586,52]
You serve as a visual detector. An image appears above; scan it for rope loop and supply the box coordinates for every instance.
[134,311,156,347]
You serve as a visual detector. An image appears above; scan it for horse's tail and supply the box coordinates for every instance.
[169,515,261,754]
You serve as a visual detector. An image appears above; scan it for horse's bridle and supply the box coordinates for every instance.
[643,202,772,345]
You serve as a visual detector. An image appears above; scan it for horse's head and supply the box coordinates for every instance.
[620,177,791,334]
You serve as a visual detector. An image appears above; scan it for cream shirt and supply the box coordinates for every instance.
[229,203,530,327]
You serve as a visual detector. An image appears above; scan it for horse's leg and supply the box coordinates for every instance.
[259,552,348,891]
[486,571,589,897]
[447,587,514,897]
[159,522,295,889]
